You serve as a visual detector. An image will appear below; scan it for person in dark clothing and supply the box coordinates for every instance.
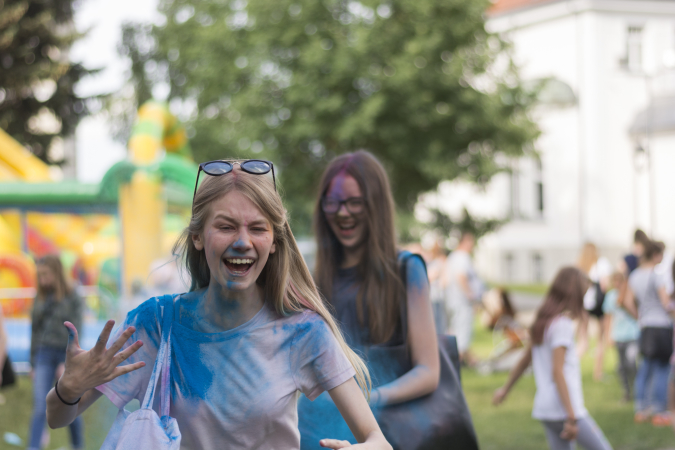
[28,255,84,450]
[620,229,650,276]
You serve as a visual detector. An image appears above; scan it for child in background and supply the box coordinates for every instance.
[493,267,613,450]
[602,271,640,402]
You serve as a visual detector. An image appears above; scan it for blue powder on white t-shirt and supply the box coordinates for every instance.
[97,295,355,450]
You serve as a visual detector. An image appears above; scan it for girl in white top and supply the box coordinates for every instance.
[576,243,612,381]
[44,161,392,450]
[493,267,613,450]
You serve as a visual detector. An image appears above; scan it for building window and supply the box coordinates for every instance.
[532,253,543,283]
[504,252,515,282]
[624,26,643,72]
[509,161,520,218]
[535,159,544,216]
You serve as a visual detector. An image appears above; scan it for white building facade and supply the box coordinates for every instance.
[435,0,675,284]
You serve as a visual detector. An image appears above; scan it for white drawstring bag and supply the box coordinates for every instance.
[100,296,181,450]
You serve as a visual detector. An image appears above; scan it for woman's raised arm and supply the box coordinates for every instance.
[46,320,145,428]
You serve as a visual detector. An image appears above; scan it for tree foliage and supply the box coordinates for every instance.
[426,206,505,244]
[0,0,96,164]
[119,0,539,231]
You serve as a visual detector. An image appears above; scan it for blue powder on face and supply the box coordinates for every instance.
[325,174,349,200]
[231,239,247,251]
[226,280,241,290]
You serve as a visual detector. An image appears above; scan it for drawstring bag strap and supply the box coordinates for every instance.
[160,319,172,418]
[141,295,176,412]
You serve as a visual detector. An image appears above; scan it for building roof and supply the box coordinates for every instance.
[488,0,559,15]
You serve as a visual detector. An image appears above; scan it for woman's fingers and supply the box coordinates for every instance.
[112,361,146,379]
[64,322,81,351]
[492,388,506,405]
[93,320,116,353]
[319,439,352,449]
[113,340,144,365]
[560,424,577,441]
[106,326,137,356]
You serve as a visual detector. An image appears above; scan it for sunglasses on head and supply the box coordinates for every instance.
[193,159,276,201]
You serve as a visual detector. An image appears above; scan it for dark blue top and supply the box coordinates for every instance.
[624,254,639,275]
[329,265,404,349]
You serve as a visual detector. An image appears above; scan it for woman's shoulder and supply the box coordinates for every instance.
[547,314,575,335]
[124,295,174,328]
[281,308,326,326]
[278,309,332,341]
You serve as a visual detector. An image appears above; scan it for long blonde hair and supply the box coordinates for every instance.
[174,165,371,395]
[577,242,598,275]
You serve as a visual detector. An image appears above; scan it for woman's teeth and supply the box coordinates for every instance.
[338,223,356,230]
[226,258,254,264]
[224,258,254,274]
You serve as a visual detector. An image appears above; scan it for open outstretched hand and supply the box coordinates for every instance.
[57,320,145,402]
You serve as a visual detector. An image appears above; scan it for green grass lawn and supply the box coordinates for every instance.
[0,380,121,449]
[489,283,549,296]
[464,321,675,450]
[1,323,673,449]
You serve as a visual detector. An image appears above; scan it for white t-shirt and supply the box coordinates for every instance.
[531,315,588,421]
[444,250,482,307]
[97,295,356,450]
[583,257,612,311]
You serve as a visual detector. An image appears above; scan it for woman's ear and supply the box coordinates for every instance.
[270,241,276,254]
[192,233,204,251]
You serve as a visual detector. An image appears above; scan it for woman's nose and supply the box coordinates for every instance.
[232,233,252,251]
[336,203,350,216]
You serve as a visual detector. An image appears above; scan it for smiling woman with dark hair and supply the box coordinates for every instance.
[299,150,440,448]
[45,161,391,450]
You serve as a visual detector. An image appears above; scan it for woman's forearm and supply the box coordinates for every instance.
[503,345,532,392]
[364,429,392,449]
[374,363,438,406]
[552,347,575,419]
[46,387,101,429]
[553,371,575,419]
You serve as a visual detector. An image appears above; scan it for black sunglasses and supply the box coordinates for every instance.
[193,159,276,200]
